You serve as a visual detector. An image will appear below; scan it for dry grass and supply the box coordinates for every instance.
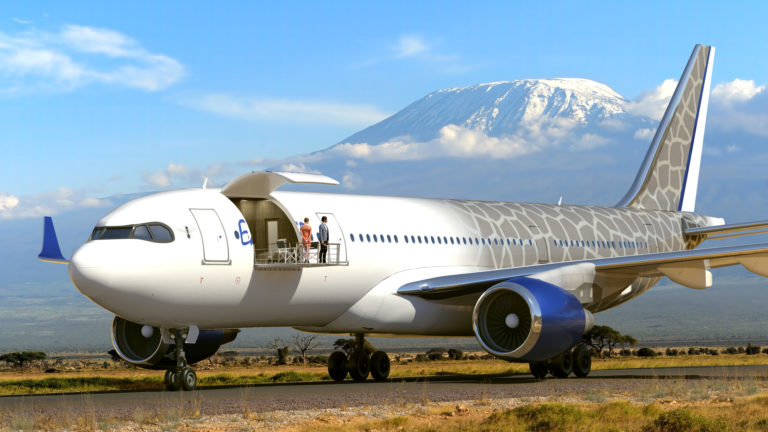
[1,353,767,396]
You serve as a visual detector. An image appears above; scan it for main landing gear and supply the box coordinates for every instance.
[529,344,592,379]
[328,333,391,382]
[164,329,198,391]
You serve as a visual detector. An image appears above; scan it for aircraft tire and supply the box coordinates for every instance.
[370,351,390,381]
[328,351,348,382]
[549,351,573,378]
[529,361,549,379]
[572,345,592,377]
[348,351,371,382]
[165,369,181,391]
[181,367,197,391]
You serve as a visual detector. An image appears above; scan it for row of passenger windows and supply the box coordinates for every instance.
[349,232,648,250]
[349,233,533,246]
[553,239,648,249]
[90,223,175,243]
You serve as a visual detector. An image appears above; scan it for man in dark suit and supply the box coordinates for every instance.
[318,216,329,263]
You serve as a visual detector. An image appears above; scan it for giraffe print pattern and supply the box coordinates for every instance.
[441,199,708,312]
[625,45,711,211]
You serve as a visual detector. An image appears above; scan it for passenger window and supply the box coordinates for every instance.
[450,237,455,245]
[148,224,173,242]
[134,225,152,240]
[411,235,416,243]
[387,234,392,243]
[359,234,364,242]
[438,237,442,244]
[431,236,435,244]
[404,235,409,243]
[394,235,398,243]
[373,234,378,243]
[366,234,371,242]
[350,233,355,242]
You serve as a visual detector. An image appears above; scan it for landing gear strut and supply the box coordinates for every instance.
[163,329,197,391]
[528,344,592,379]
[327,333,390,382]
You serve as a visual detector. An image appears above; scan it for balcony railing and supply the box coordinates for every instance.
[254,242,347,268]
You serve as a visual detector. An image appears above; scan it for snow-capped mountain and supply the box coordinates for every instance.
[340,78,628,145]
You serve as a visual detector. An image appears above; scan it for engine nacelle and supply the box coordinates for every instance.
[473,277,593,361]
[111,316,239,369]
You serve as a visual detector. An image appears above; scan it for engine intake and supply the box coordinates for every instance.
[473,277,593,361]
[111,316,239,369]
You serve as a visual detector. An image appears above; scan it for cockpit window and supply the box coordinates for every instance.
[133,225,152,240]
[148,224,173,242]
[90,223,174,243]
[100,227,133,240]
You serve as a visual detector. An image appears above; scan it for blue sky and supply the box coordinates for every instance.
[1,0,767,216]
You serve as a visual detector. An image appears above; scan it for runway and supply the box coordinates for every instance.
[1,365,767,417]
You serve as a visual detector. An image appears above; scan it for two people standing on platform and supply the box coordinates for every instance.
[300,216,329,263]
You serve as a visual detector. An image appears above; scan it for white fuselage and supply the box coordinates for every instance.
[69,187,709,336]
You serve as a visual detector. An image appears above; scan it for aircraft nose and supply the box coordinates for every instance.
[69,242,112,303]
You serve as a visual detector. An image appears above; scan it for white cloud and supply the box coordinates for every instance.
[12,18,31,25]
[625,79,677,121]
[279,162,321,174]
[0,192,20,211]
[396,36,429,58]
[569,133,609,151]
[0,188,110,220]
[633,128,654,140]
[341,172,361,190]
[0,24,184,93]
[709,78,768,137]
[180,93,390,127]
[712,79,765,104]
[141,162,237,190]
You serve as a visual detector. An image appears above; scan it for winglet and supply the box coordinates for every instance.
[39,216,68,264]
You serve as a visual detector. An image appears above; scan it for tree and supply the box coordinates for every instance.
[584,325,637,358]
[292,334,318,365]
[333,338,376,355]
[0,351,47,368]
[269,338,289,365]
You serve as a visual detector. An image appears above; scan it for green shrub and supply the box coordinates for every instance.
[746,344,761,355]
[637,348,656,357]
[447,348,464,360]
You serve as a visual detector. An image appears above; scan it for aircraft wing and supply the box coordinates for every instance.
[397,243,768,299]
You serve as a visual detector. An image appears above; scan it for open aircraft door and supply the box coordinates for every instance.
[316,212,347,264]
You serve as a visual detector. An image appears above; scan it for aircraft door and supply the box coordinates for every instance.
[190,209,231,264]
[315,212,347,264]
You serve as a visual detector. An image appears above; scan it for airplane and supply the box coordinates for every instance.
[39,44,768,391]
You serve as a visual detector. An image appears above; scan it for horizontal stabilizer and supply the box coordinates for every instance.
[685,219,768,241]
[38,216,68,264]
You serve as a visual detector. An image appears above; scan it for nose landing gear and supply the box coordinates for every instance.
[163,329,198,391]
[327,333,391,382]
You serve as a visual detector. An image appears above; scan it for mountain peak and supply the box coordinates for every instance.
[340,78,627,146]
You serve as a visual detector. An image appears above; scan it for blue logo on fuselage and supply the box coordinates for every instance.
[238,219,253,246]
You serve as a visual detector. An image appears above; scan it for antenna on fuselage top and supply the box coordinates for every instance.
[557,196,563,206]
[202,177,209,190]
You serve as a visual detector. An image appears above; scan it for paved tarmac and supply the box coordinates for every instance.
[1,365,766,417]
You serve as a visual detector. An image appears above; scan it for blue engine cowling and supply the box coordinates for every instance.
[111,316,239,369]
[472,277,593,361]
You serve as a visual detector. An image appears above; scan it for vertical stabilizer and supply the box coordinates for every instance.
[617,45,714,212]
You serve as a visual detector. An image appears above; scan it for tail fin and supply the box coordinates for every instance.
[617,44,714,212]
[39,216,68,264]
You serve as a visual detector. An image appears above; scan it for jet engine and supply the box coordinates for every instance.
[473,277,593,361]
[111,316,239,369]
